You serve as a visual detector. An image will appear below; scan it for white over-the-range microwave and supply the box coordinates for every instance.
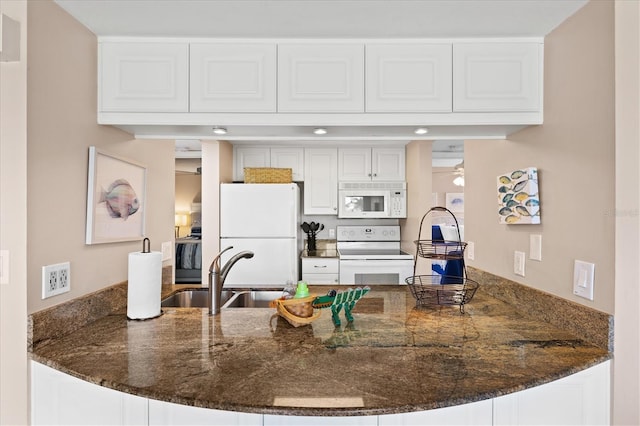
[338,182,407,219]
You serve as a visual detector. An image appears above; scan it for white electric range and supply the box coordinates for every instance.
[337,225,413,285]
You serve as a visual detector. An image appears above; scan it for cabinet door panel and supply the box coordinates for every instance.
[304,148,338,215]
[190,43,276,112]
[149,398,262,425]
[372,148,405,181]
[278,44,365,112]
[366,43,452,112]
[234,146,270,181]
[493,361,610,426]
[99,42,189,112]
[379,399,492,426]
[453,42,542,112]
[31,361,148,426]
[338,148,372,181]
[271,148,305,181]
[265,414,376,425]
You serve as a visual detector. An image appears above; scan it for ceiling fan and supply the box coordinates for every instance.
[175,166,202,176]
[433,161,465,186]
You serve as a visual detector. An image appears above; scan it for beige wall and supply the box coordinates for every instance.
[402,141,432,275]
[613,1,640,424]
[0,1,28,423]
[27,0,175,313]
[201,140,233,284]
[465,0,615,314]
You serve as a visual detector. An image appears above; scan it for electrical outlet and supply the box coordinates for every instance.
[329,228,335,239]
[514,251,525,277]
[42,262,71,299]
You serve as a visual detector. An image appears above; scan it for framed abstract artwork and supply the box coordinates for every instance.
[445,192,465,213]
[497,167,540,224]
[85,147,147,244]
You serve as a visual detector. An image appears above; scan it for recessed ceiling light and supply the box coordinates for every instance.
[313,127,328,135]
[212,126,227,135]
[414,127,429,135]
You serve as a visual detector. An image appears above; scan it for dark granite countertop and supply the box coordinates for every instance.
[29,279,611,417]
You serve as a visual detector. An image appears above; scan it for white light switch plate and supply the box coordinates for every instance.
[529,234,542,261]
[573,260,595,300]
[466,241,475,260]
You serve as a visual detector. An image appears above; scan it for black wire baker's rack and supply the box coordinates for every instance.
[405,207,479,313]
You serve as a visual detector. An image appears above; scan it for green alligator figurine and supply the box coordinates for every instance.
[312,286,370,326]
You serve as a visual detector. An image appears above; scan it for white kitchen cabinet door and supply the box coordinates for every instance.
[99,42,189,112]
[271,147,305,181]
[338,148,372,182]
[264,415,377,426]
[379,399,492,426]
[304,148,338,215]
[31,361,148,426]
[278,44,365,112]
[493,361,610,426]
[190,43,277,112]
[372,147,405,181]
[234,146,270,181]
[339,147,405,182]
[366,43,453,112]
[149,398,262,426]
[453,42,542,112]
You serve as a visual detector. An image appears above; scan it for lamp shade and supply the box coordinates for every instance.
[174,214,188,227]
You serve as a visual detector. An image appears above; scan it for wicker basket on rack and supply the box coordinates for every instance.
[415,240,467,260]
[269,295,321,327]
[405,275,479,313]
[407,207,479,313]
[244,167,292,183]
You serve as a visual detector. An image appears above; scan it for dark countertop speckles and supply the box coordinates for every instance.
[30,284,610,416]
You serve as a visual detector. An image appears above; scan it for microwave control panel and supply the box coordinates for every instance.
[390,190,406,218]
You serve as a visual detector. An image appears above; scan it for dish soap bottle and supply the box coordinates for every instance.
[294,281,310,298]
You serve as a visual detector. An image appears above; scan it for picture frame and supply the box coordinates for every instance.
[85,147,147,244]
[445,192,465,213]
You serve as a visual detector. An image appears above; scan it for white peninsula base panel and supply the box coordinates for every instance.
[30,360,610,425]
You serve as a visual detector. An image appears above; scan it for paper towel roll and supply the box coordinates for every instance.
[127,251,162,320]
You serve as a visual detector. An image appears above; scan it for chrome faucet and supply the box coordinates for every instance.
[208,246,254,315]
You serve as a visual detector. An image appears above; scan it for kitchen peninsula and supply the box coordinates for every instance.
[29,272,611,425]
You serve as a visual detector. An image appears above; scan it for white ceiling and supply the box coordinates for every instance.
[54,0,587,39]
[54,0,587,159]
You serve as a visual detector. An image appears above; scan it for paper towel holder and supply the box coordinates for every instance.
[142,238,150,253]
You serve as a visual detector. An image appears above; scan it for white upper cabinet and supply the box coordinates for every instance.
[277,44,365,113]
[99,42,189,112]
[366,43,453,112]
[190,43,277,112]
[453,42,542,112]
[233,146,304,181]
[304,148,338,215]
[270,148,305,181]
[339,147,405,182]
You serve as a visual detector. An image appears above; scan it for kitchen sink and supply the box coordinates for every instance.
[222,290,282,308]
[161,289,232,308]
[161,289,281,309]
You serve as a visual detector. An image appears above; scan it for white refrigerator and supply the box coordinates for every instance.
[220,183,300,288]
